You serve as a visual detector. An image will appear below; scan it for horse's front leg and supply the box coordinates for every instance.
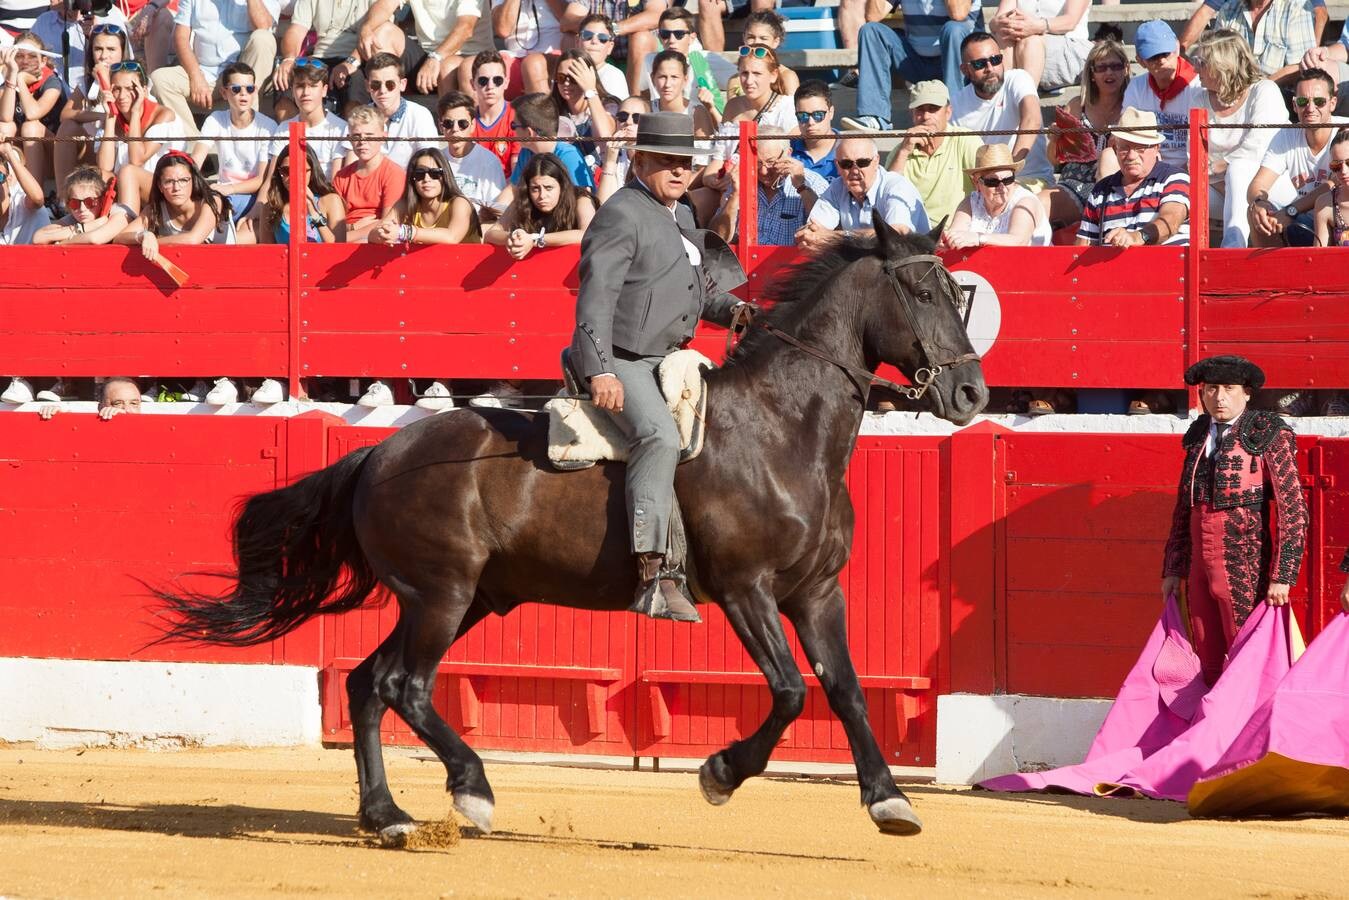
[786,580,921,835]
[698,582,807,805]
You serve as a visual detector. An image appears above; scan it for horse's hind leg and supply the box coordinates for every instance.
[347,615,416,839]
[786,581,921,836]
[698,584,807,805]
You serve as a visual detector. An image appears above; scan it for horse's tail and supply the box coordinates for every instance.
[150,446,380,647]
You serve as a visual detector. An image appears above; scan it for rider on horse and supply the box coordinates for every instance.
[571,112,749,623]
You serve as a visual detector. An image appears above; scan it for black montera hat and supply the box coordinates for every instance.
[631,111,702,157]
[1184,355,1266,390]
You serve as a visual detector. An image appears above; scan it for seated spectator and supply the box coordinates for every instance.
[1313,126,1349,245]
[596,95,648,203]
[551,49,618,170]
[36,375,145,421]
[0,33,69,182]
[1181,0,1324,82]
[99,60,188,212]
[245,145,347,243]
[436,90,506,217]
[1047,38,1126,221]
[710,46,796,143]
[332,105,404,242]
[53,20,130,197]
[470,50,516,177]
[1075,107,1190,247]
[0,135,48,243]
[354,0,496,97]
[575,14,629,100]
[191,62,275,224]
[950,33,1055,186]
[797,135,930,251]
[275,0,367,103]
[31,2,129,89]
[1248,68,1343,247]
[840,0,981,130]
[941,142,1051,247]
[561,0,659,98]
[1302,18,1348,86]
[509,91,595,190]
[886,79,980,227]
[492,0,562,95]
[697,0,776,54]
[148,0,280,138]
[334,52,437,172]
[116,151,234,262]
[988,0,1091,91]
[33,165,133,244]
[709,127,828,245]
[638,7,735,103]
[739,11,800,98]
[485,150,594,259]
[267,59,349,174]
[1122,20,1202,171]
[648,50,715,144]
[791,80,839,181]
[125,0,175,72]
[1192,28,1287,247]
[372,146,481,245]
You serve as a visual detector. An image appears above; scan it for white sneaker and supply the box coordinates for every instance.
[251,378,285,405]
[414,380,454,410]
[2,377,34,404]
[204,377,239,405]
[357,380,394,407]
[35,378,67,403]
[182,379,209,402]
[841,115,889,132]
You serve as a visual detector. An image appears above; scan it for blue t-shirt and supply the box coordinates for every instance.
[791,135,839,181]
[511,142,595,190]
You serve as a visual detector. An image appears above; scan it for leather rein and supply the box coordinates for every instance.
[733,254,980,402]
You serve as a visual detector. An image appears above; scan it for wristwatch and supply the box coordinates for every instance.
[583,89,598,100]
[1283,204,1299,218]
[427,50,444,63]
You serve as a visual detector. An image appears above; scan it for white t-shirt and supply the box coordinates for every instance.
[1013,0,1088,42]
[1261,116,1347,199]
[406,0,495,55]
[1121,73,1205,170]
[1203,79,1288,173]
[709,93,797,163]
[335,101,438,169]
[970,184,1051,245]
[0,183,50,245]
[174,0,283,82]
[951,69,1052,180]
[491,0,563,56]
[96,116,190,172]
[270,111,349,170]
[639,43,736,99]
[446,142,508,211]
[598,62,629,100]
[198,110,278,185]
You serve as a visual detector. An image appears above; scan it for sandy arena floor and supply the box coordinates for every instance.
[0,746,1346,899]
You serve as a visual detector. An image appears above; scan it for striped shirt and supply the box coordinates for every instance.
[1205,0,1322,74]
[1077,162,1190,245]
[756,169,830,246]
[895,0,982,58]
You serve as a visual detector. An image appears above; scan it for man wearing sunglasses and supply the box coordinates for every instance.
[274,0,366,99]
[840,0,983,131]
[436,89,505,218]
[560,0,660,97]
[148,0,280,138]
[797,135,929,251]
[1076,107,1190,248]
[1246,68,1344,248]
[790,80,838,179]
[1121,20,1202,170]
[192,61,274,222]
[575,13,630,100]
[469,49,517,176]
[334,52,437,172]
[1180,0,1323,80]
[950,31,1052,187]
[636,7,732,103]
[31,0,128,88]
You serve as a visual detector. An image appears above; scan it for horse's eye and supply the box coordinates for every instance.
[918,289,933,303]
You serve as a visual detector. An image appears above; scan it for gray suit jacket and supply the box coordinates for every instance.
[572,181,748,379]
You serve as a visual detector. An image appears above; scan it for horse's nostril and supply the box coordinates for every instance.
[958,382,986,412]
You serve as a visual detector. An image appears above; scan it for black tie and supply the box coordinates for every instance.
[1209,423,1229,486]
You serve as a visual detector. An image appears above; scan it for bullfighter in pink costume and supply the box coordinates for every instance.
[1160,355,1308,686]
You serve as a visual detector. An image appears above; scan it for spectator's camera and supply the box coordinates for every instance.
[67,0,115,16]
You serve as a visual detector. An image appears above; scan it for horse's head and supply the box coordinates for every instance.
[860,210,989,425]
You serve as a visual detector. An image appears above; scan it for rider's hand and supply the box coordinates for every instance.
[590,374,623,412]
[1161,575,1181,603]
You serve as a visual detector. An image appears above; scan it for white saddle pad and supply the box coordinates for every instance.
[546,349,712,470]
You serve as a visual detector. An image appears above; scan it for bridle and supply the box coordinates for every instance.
[748,254,981,402]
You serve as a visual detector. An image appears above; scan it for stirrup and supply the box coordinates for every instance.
[630,567,701,623]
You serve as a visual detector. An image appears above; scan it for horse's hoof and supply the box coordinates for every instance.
[869,797,923,836]
[453,791,495,834]
[698,761,734,806]
[378,822,418,848]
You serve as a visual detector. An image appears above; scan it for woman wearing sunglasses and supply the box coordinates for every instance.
[550,49,618,169]
[53,21,129,194]
[33,165,133,245]
[597,96,648,203]
[96,59,187,211]
[242,145,346,245]
[1313,129,1349,247]
[372,147,480,246]
[1047,39,1126,222]
[941,143,1050,249]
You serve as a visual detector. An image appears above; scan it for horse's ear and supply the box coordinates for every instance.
[872,208,900,256]
[927,216,948,244]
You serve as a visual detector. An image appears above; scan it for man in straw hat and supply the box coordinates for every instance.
[571,111,748,623]
[1161,355,1307,686]
[1076,106,1190,247]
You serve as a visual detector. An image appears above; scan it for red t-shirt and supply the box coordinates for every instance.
[332,156,405,224]
[473,105,516,178]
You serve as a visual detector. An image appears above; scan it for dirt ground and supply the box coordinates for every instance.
[0,746,1346,899]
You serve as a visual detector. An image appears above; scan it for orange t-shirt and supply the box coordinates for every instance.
[472,105,516,178]
[332,156,405,224]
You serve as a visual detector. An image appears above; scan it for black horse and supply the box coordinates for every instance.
[157,214,988,843]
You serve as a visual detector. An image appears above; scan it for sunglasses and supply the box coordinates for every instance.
[411,166,444,181]
[658,28,690,40]
[440,116,471,130]
[227,83,256,94]
[967,54,1003,71]
[368,78,399,92]
[294,57,328,72]
[476,74,505,87]
[1092,61,1126,73]
[68,196,100,212]
[837,157,874,170]
[739,45,771,59]
[90,23,124,36]
[980,174,1017,188]
[1294,95,1330,109]
[615,110,641,125]
[277,165,290,176]
[109,60,142,73]
[796,110,828,124]
[579,29,613,43]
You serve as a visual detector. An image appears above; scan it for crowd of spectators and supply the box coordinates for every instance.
[0,0,1348,415]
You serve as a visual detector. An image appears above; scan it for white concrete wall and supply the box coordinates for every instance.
[935,694,1112,785]
[0,659,321,749]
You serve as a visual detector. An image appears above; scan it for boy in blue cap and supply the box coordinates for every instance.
[1122,20,1204,170]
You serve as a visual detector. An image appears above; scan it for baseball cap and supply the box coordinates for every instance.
[1135,20,1178,60]
[908,80,950,110]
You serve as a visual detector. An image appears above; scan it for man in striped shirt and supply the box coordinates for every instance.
[1076,107,1190,247]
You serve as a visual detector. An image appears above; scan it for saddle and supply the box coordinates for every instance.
[546,349,713,472]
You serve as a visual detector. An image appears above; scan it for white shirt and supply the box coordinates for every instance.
[96,116,190,172]
[969,184,1051,245]
[1122,73,1205,170]
[198,110,278,185]
[1261,116,1348,200]
[405,0,495,55]
[598,62,629,100]
[31,8,130,88]
[336,100,438,168]
[951,69,1053,181]
[446,142,507,211]
[269,111,349,169]
[709,94,796,163]
[1203,79,1290,173]
[0,182,50,245]
[174,0,284,82]
[1012,0,1088,42]
[491,0,563,56]
[809,170,930,233]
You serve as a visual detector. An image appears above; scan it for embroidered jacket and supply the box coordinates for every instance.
[1162,410,1308,588]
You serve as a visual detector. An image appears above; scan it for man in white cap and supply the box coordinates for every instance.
[886,79,980,226]
[1076,107,1190,247]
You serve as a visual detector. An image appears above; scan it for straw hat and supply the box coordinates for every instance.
[1112,107,1164,146]
[964,143,1024,178]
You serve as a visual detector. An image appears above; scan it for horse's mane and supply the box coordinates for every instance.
[720,229,936,369]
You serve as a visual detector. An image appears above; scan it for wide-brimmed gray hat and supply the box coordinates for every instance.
[631,111,702,156]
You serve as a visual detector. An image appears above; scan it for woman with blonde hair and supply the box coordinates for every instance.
[1047,39,1128,214]
[1191,29,1287,247]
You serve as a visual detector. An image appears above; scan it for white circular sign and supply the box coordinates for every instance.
[949,270,1002,357]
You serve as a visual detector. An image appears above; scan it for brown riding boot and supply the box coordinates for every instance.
[632,553,701,623]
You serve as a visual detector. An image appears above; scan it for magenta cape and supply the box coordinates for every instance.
[980,598,1299,801]
[1188,612,1349,817]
